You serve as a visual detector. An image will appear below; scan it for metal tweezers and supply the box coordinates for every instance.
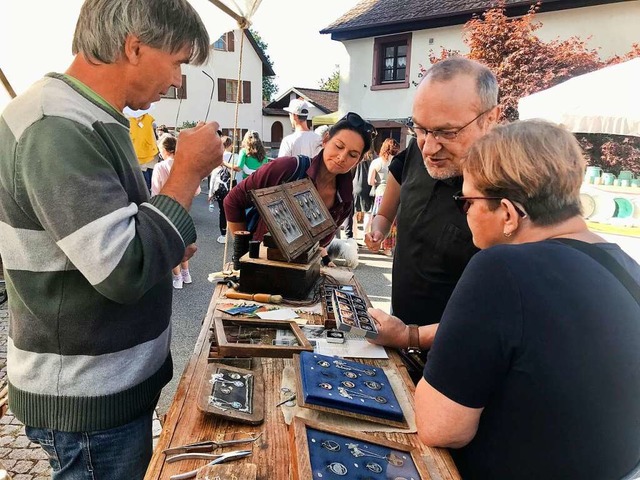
[168,449,252,480]
[163,432,262,455]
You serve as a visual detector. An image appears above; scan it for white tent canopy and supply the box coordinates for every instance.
[0,0,261,112]
[518,58,640,137]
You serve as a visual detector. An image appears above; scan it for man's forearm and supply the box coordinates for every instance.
[371,214,392,238]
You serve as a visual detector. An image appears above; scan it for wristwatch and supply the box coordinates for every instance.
[407,324,421,354]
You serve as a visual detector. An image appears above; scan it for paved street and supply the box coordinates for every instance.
[0,185,392,478]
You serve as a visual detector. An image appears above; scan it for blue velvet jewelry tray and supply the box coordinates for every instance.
[296,352,406,426]
[306,426,421,479]
[290,418,430,480]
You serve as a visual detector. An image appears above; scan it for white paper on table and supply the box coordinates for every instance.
[255,309,299,321]
[315,337,388,359]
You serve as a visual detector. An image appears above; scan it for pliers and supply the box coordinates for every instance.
[163,432,262,456]
[168,449,252,480]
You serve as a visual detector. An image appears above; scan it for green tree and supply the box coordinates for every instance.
[425,2,640,174]
[319,65,340,92]
[250,29,277,102]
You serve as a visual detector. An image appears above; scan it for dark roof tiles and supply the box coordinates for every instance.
[296,88,339,113]
[322,0,584,33]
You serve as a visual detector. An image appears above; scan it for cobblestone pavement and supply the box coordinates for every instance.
[0,301,163,479]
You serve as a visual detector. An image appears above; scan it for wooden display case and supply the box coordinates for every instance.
[249,178,336,261]
[197,362,264,425]
[211,316,313,358]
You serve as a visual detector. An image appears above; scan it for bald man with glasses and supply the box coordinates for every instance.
[367,57,500,360]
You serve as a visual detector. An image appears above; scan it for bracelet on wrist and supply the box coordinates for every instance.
[407,324,421,354]
[321,254,331,266]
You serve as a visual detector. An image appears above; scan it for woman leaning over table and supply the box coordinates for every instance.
[224,112,374,266]
[369,120,640,480]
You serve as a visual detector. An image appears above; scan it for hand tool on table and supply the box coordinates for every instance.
[169,450,252,480]
[275,394,296,407]
[225,291,283,304]
[208,270,240,290]
[163,433,262,455]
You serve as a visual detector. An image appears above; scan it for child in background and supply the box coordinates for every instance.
[237,130,268,179]
[152,134,201,289]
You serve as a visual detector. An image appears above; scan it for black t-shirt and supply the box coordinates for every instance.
[424,240,640,480]
[392,139,478,326]
[389,150,405,185]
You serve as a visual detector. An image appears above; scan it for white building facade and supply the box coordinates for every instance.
[323,0,639,140]
[152,30,274,141]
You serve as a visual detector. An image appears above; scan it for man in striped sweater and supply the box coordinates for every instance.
[0,0,222,477]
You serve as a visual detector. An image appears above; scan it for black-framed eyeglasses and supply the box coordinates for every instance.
[453,191,527,218]
[341,112,377,138]
[409,107,494,142]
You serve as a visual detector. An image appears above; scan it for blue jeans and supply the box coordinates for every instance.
[142,168,153,192]
[25,411,153,480]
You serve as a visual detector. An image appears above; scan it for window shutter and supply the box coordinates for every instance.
[218,78,226,102]
[372,42,380,85]
[242,80,251,104]
[227,31,235,52]
[177,74,187,99]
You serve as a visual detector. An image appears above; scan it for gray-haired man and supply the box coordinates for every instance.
[0,0,222,477]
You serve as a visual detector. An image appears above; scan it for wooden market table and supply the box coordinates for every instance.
[144,279,460,480]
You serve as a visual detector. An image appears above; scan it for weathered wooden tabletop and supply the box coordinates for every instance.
[144,281,460,480]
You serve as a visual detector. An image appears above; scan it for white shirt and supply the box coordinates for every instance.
[151,157,201,197]
[278,130,322,158]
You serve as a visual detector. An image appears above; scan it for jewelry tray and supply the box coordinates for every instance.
[293,352,407,428]
[197,362,264,425]
[211,316,314,358]
[289,417,429,480]
[332,289,378,339]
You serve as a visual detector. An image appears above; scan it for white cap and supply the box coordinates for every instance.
[314,125,330,137]
[283,98,310,116]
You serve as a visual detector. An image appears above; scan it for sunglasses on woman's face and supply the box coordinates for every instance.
[453,191,528,217]
[341,112,377,138]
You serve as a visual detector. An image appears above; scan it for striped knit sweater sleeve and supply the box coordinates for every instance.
[0,74,191,432]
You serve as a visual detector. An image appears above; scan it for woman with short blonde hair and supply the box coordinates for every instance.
[371,120,640,479]
[462,119,584,226]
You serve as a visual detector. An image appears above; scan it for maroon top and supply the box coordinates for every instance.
[223,152,353,247]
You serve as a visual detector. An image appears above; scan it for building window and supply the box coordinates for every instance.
[160,75,187,99]
[226,80,239,103]
[213,35,226,51]
[372,33,411,91]
[382,42,407,82]
[217,78,251,104]
[213,31,235,52]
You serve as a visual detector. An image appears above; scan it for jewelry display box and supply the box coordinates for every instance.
[331,289,378,339]
[293,352,407,428]
[289,417,429,480]
[211,316,313,359]
[249,178,336,262]
[320,283,361,329]
[197,362,264,425]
